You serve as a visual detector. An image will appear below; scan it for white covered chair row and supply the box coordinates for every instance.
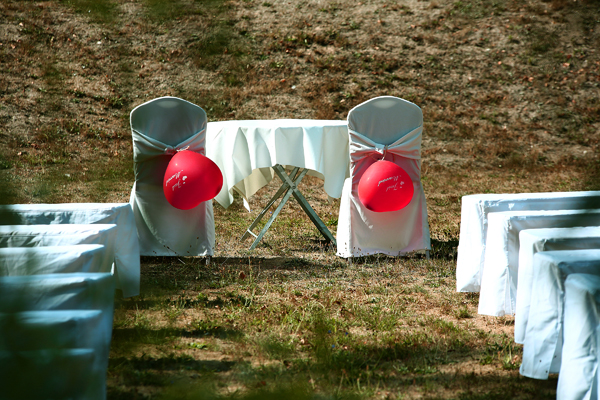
[0,202,140,297]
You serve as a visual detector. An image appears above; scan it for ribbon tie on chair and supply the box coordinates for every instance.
[131,127,206,163]
[348,125,422,163]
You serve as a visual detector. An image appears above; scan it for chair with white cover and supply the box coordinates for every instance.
[0,272,115,400]
[0,203,140,298]
[336,96,430,259]
[0,244,108,276]
[0,224,118,276]
[520,250,600,380]
[129,96,215,257]
[557,273,600,400]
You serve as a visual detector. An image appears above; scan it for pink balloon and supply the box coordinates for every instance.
[163,150,223,210]
[357,160,414,212]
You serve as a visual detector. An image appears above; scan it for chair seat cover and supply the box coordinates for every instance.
[336,96,430,257]
[0,224,117,276]
[0,348,96,400]
[0,244,107,276]
[478,209,600,317]
[0,203,140,297]
[0,273,115,400]
[515,227,600,344]
[129,96,214,256]
[558,273,600,400]
[456,191,600,292]
[520,250,600,380]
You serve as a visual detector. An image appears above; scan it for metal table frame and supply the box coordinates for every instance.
[240,164,337,250]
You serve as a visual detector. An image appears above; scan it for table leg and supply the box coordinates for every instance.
[241,167,300,242]
[272,165,337,246]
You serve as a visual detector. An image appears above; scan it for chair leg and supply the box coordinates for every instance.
[347,256,353,265]
[206,256,211,266]
[426,250,430,260]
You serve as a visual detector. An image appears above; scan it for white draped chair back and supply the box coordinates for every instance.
[336,96,431,258]
[129,96,215,256]
[0,203,140,298]
[0,273,115,400]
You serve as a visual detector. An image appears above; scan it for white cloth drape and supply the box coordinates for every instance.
[129,97,214,257]
[205,119,349,210]
[478,209,600,317]
[0,224,117,276]
[557,273,600,400]
[520,250,600,380]
[336,96,430,257]
[515,227,600,344]
[0,245,107,276]
[0,203,140,297]
[0,273,115,400]
[456,191,600,292]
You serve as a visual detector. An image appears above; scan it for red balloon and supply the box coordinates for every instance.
[357,160,414,212]
[163,150,223,210]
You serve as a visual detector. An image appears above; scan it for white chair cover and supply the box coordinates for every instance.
[0,203,140,297]
[520,250,600,380]
[0,224,117,276]
[0,348,96,400]
[0,244,107,276]
[515,227,600,344]
[129,96,215,256]
[557,273,600,400]
[478,209,600,317]
[456,191,600,292]
[336,96,430,257]
[0,273,114,400]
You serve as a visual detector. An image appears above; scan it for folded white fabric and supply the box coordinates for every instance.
[0,348,96,400]
[478,209,600,317]
[206,119,350,209]
[0,244,107,276]
[520,250,600,380]
[456,191,600,292]
[557,273,600,400]
[0,273,115,400]
[0,224,117,276]
[515,227,600,344]
[0,203,139,297]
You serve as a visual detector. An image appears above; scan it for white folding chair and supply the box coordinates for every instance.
[0,203,140,298]
[336,96,430,259]
[129,96,215,257]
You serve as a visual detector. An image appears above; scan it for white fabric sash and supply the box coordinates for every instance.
[348,125,422,163]
[131,126,206,163]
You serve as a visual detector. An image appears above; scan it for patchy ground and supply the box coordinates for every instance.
[1,0,599,398]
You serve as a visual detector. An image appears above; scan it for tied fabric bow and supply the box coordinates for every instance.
[164,145,190,155]
[348,125,422,163]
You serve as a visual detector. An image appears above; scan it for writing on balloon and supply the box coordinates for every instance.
[165,170,187,191]
[385,181,405,192]
[378,175,400,187]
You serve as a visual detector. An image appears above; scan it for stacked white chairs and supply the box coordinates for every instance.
[0,203,140,297]
[0,272,115,400]
[520,250,600,380]
[515,227,600,344]
[557,273,600,399]
[336,96,430,258]
[477,209,600,316]
[457,191,600,292]
[129,96,215,257]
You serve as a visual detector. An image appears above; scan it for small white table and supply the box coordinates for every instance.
[206,119,350,249]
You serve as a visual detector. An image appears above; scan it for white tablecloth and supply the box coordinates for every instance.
[456,191,600,292]
[0,203,140,297]
[478,209,600,317]
[557,273,600,399]
[521,250,600,380]
[206,119,350,209]
[515,227,600,344]
[0,224,117,278]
